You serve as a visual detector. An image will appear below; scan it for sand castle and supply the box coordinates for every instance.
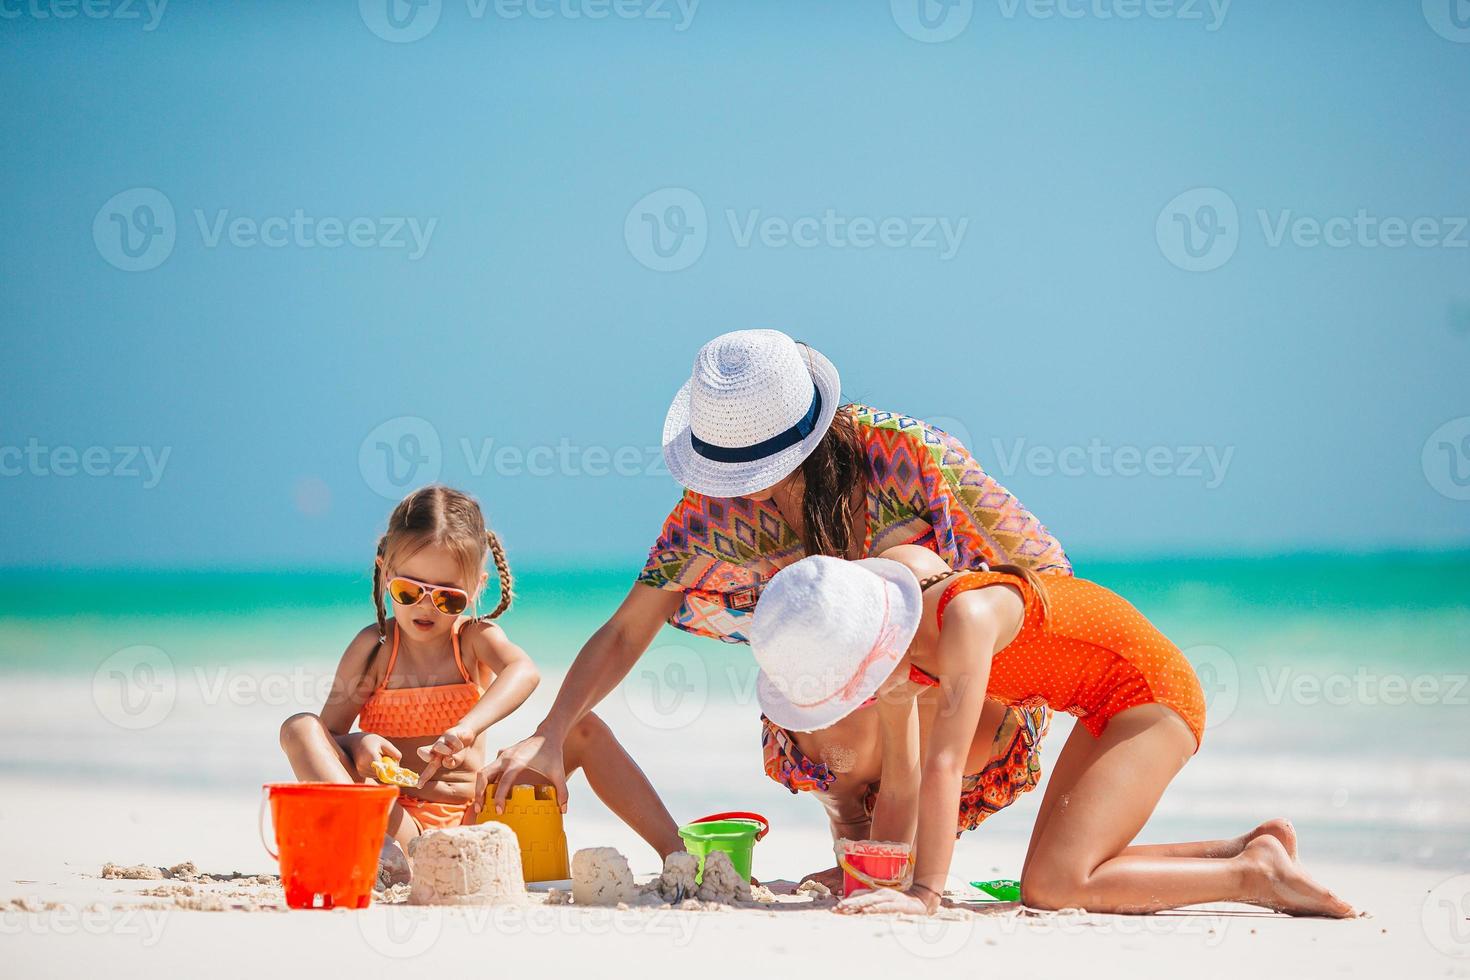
[570,847,637,906]
[407,824,527,906]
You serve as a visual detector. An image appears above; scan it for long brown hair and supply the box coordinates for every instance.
[794,404,869,559]
[371,485,514,644]
[988,562,1053,619]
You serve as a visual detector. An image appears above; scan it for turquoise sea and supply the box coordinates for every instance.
[1,552,1466,870]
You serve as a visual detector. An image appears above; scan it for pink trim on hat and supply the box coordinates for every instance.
[785,590,902,709]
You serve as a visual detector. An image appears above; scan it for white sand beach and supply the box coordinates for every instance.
[2,667,1467,978]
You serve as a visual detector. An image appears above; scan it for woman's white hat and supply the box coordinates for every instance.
[662,329,841,499]
[750,555,923,733]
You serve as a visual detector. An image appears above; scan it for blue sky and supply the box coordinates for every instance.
[2,0,1467,568]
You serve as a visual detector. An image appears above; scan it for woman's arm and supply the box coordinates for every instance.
[475,583,684,812]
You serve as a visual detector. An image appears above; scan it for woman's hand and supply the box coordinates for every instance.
[474,732,567,814]
[349,732,401,780]
[416,725,475,783]
[800,866,845,893]
[835,887,937,916]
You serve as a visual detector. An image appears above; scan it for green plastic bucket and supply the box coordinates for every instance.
[677,811,769,883]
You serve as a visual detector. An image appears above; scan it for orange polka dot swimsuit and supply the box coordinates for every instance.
[935,571,1206,748]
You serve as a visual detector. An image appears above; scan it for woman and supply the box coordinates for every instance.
[475,329,1071,866]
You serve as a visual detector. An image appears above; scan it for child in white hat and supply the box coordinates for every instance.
[751,546,1352,918]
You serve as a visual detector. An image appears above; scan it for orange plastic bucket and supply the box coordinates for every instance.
[260,783,397,909]
[836,839,913,898]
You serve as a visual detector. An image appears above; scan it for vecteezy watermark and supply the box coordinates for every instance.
[1423,0,1470,44]
[93,188,176,272]
[0,0,167,30]
[356,902,699,957]
[1184,644,1239,730]
[1424,873,1470,957]
[1256,667,1469,708]
[93,646,177,731]
[890,0,1229,43]
[890,0,974,43]
[1423,417,1470,502]
[1156,187,1240,273]
[989,437,1235,489]
[358,417,672,499]
[995,0,1229,30]
[460,437,668,480]
[624,187,708,272]
[621,645,709,731]
[1157,187,1470,272]
[0,901,169,945]
[624,187,969,272]
[359,416,443,500]
[93,188,437,272]
[359,0,698,43]
[0,439,171,488]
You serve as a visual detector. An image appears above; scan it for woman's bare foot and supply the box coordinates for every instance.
[1242,818,1298,860]
[376,838,411,889]
[1243,836,1354,918]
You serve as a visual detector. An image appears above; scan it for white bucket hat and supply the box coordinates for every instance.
[750,555,923,732]
[662,329,841,499]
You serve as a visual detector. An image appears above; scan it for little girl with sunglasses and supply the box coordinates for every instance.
[278,485,537,878]
[280,484,687,881]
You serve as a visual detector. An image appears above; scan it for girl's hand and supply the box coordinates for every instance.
[416,725,475,784]
[835,887,937,916]
[800,866,845,893]
[351,733,401,780]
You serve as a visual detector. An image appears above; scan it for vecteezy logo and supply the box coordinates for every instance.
[93,188,176,272]
[624,188,707,272]
[890,0,973,42]
[1185,644,1239,730]
[93,645,177,730]
[1423,0,1470,43]
[357,906,444,958]
[1423,417,1470,501]
[359,416,442,499]
[1156,187,1239,273]
[359,0,442,43]
[621,646,709,731]
[1423,873,1470,957]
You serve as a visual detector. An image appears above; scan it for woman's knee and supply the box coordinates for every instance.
[563,712,611,769]
[279,712,324,751]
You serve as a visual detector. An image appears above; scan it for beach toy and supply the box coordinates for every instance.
[971,878,1022,902]
[677,811,769,884]
[473,783,570,883]
[260,782,397,909]
[835,838,913,898]
[371,756,419,787]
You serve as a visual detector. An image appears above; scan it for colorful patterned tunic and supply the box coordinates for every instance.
[637,406,1071,833]
[637,405,1072,643]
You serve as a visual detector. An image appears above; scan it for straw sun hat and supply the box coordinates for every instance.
[662,329,841,499]
[750,555,924,733]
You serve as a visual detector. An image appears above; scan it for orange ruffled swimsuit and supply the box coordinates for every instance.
[936,571,1206,749]
[358,623,482,831]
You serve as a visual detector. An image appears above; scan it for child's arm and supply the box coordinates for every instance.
[418,621,540,779]
[867,689,921,847]
[320,626,400,777]
[839,587,1020,916]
